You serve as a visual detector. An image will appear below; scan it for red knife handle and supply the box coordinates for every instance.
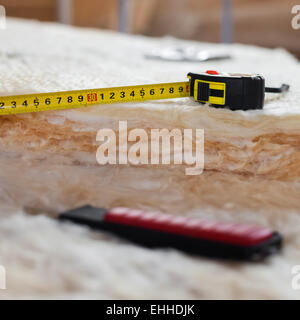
[59,206,282,261]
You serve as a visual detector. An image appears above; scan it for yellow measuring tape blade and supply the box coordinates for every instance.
[0,81,190,116]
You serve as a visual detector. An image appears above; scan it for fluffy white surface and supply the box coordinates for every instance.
[0,19,300,299]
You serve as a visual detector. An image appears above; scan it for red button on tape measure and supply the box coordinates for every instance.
[59,206,282,261]
[206,70,219,75]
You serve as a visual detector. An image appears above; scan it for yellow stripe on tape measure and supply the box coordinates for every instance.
[0,81,190,116]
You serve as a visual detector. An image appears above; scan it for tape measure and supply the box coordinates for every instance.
[0,71,289,115]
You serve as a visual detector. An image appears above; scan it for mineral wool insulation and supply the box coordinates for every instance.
[0,18,300,299]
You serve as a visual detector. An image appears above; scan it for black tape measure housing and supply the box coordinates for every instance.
[188,72,265,111]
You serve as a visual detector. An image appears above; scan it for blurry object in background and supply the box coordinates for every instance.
[57,0,72,25]
[132,0,222,43]
[72,0,118,30]
[132,0,300,58]
[221,0,233,43]
[233,0,300,57]
[118,0,131,33]
[145,46,231,62]
[0,5,6,30]
[0,0,56,21]
[2,0,300,58]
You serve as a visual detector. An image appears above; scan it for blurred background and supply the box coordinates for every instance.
[1,0,300,58]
